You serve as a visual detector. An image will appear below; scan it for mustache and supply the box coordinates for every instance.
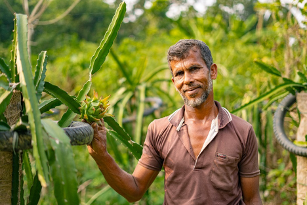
[182,83,203,92]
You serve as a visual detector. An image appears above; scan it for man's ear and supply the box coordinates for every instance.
[210,64,218,80]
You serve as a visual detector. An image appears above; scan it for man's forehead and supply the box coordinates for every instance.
[171,47,201,61]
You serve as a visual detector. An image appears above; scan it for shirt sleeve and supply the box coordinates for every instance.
[238,126,260,178]
[138,121,163,171]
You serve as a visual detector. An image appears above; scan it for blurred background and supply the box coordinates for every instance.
[1,0,306,204]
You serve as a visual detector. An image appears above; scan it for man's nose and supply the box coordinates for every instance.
[183,72,194,85]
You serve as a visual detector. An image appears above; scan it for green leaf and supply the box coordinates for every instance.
[298,71,307,83]
[58,81,92,127]
[109,49,133,85]
[0,74,10,90]
[108,87,127,110]
[106,135,123,164]
[142,65,169,82]
[0,83,18,117]
[133,57,147,85]
[34,51,48,101]
[27,172,42,205]
[42,119,80,204]
[104,116,131,141]
[0,91,13,116]
[282,77,295,84]
[135,84,146,144]
[263,91,288,110]
[254,60,282,77]
[231,82,305,113]
[39,98,62,114]
[15,14,49,187]
[294,140,307,147]
[23,150,33,194]
[85,185,111,205]
[107,130,143,160]
[0,58,11,82]
[10,16,17,83]
[117,91,133,126]
[89,2,126,75]
[0,121,10,130]
[44,81,81,114]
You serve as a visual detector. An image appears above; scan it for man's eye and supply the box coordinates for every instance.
[190,67,200,71]
[175,71,183,76]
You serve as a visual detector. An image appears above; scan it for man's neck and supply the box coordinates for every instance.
[184,93,218,123]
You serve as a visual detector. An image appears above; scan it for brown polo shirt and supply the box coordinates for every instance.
[138,101,260,205]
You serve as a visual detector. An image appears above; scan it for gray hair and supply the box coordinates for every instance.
[167,39,213,73]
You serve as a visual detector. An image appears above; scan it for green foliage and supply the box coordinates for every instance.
[104,116,143,160]
[0,2,136,204]
[15,14,49,187]
[2,0,306,204]
[89,2,126,75]
[42,119,80,205]
[58,80,92,128]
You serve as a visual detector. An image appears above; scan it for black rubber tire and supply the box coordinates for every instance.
[0,121,93,151]
[273,94,307,157]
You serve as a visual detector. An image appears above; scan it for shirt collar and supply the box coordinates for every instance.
[168,101,232,130]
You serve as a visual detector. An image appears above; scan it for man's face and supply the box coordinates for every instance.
[170,48,216,108]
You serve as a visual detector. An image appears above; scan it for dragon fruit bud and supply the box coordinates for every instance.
[79,91,112,123]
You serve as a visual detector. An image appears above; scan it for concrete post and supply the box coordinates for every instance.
[296,91,307,205]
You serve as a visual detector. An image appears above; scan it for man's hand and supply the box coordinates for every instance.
[87,119,108,161]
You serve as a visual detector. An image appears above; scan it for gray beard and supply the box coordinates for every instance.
[177,77,213,108]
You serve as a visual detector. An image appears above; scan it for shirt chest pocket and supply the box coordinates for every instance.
[210,152,239,191]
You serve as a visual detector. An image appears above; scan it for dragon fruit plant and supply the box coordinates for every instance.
[0,2,144,205]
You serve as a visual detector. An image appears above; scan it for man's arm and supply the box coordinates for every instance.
[241,176,262,205]
[87,120,159,202]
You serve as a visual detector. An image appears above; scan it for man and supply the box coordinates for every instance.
[88,39,262,205]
